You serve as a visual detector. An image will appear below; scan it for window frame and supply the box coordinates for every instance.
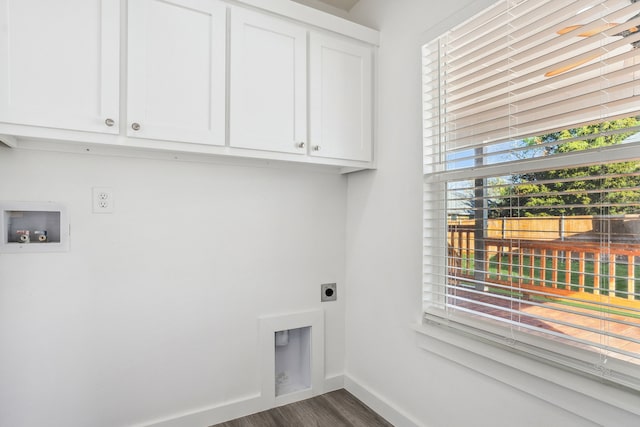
[421,0,640,393]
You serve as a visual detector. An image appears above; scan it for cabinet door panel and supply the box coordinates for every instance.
[0,0,119,134]
[127,0,226,145]
[230,9,306,154]
[310,34,372,162]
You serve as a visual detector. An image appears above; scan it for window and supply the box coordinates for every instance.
[423,0,640,389]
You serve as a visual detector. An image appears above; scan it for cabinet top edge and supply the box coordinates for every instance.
[233,0,380,46]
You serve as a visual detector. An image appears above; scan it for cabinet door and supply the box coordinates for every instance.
[127,0,226,145]
[309,34,373,162]
[0,0,119,134]
[229,8,307,154]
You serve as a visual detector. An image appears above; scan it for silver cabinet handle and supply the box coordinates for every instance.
[297,142,306,148]
[131,122,141,131]
[312,145,321,151]
[105,118,115,127]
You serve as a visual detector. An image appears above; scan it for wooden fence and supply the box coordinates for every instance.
[448,215,640,241]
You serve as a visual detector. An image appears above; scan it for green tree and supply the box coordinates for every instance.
[490,118,640,218]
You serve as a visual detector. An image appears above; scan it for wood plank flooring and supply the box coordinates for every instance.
[211,389,393,427]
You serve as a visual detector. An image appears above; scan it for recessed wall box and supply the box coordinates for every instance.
[0,201,69,253]
[259,310,324,407]
[275,326,311,397]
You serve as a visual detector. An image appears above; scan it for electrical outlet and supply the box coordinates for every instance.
[92,187,114,213]
[321,283,337,302]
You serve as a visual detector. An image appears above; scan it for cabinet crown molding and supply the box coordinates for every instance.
[234,0,379,45]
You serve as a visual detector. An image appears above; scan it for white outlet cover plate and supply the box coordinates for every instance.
[92,187,114,213]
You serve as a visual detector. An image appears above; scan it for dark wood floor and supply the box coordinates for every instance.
[211,389,393,427]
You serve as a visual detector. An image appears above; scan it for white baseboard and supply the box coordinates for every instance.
[139,393,264,427]
[141,375,346,427]
[324,373,345,392]
[344,375,424,427]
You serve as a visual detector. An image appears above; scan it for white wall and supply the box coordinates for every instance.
[5,2,640,426]
[0,145,346,427]
[345,1,640,426]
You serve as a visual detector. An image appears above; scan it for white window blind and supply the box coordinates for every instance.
[423,0,640,389]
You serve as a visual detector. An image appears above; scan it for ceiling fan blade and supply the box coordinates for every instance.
[578,23,620,37]
[545,54,601,77]
[557,23,620,37]
[557,25,582,35]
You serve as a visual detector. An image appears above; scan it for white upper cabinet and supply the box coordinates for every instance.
[309,33,373,162]
[229,8,307,154]
[0,0,120,134]
[127,0,226,146]
[0,0,378,169]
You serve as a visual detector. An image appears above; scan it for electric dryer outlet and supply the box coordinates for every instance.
[321,283,337,302]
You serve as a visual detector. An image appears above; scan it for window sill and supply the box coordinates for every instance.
[413,321,640,425]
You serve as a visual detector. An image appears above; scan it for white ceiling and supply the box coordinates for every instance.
[317,0,360,11]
